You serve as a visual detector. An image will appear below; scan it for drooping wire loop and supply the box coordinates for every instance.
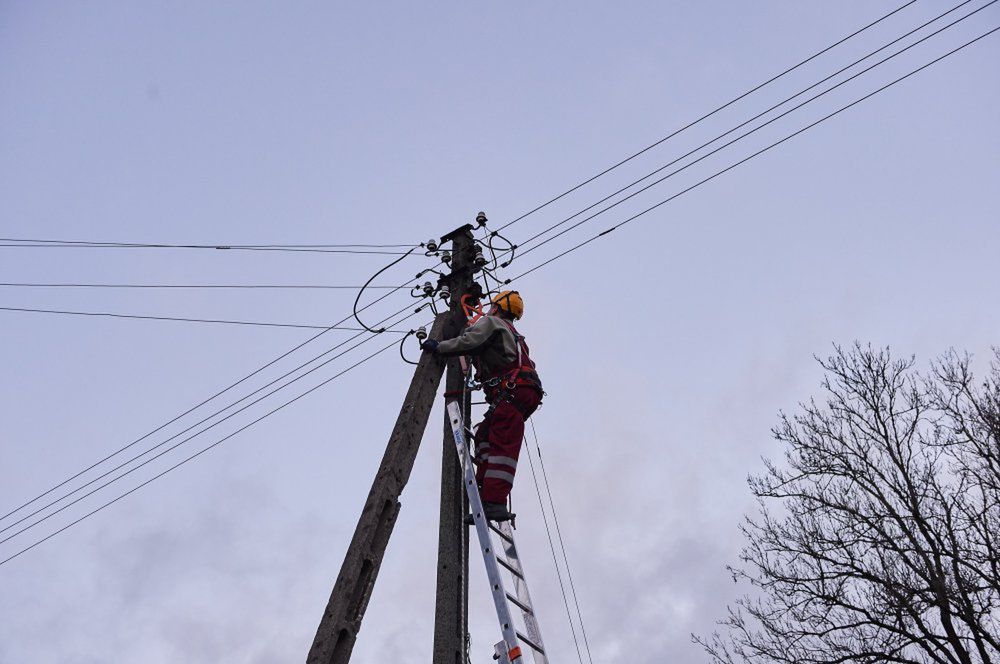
[354,247,417,333]
[398,329,419,365]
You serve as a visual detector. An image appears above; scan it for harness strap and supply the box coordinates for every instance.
[497,318,534,388]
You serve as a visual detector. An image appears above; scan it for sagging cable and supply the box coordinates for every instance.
[354,246,417,333]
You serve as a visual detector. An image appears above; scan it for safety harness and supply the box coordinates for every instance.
[481,319,538,388]
[478,321,541,422]
[458,294,543,414]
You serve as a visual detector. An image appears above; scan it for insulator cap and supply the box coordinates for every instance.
[422,281,434,295]
[426,238,439,252]
[415,326,428,340]
[439,286,451,300]
[475,211,487,226]
[441,250,452,263]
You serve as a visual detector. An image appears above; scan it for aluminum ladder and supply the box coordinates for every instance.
[445,399,549,664]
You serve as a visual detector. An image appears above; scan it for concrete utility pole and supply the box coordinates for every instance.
[432,224,477,663]
[307,222,478,664]
[306,312,448,664]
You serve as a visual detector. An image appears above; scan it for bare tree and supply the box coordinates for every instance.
[696,344,1000,664]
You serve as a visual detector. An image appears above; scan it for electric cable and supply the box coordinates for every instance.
[0,299,428,537]
[1,272,421,524]
[0,0,980,590]
[0,237,418,248]
[21,9,980,572]
[504,0,992,261]
[217,243,417,249]
[0,244,411,255]
[399,329,421,365]
[0,283,402,290]
[478,268,505,302]
[528,420,594,664]
[523,440,585,664]
[0,327,421,567]
[469,221,513,300]
[0,237,416,255]
[493,0,918,234]
[354,247,419,333]
[0,303,432,547]
[504,24,1000,285]
[0,305,410,332]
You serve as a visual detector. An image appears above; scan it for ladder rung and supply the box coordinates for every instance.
[496,556,524,579]
[516,631,545,655]
[489,523,514,544]
[505,592,533,615]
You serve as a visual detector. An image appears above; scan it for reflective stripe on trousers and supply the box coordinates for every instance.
[473,385,542,504]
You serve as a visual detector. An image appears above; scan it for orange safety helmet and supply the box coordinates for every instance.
[491,290,524,319]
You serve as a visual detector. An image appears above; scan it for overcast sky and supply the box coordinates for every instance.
[1,2,998,663]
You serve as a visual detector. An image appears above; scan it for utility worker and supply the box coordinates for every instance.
[422,291,542,523]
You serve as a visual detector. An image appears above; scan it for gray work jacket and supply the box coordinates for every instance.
[436,314,521,378]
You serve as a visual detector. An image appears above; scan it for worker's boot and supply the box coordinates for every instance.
[465,501,512,524]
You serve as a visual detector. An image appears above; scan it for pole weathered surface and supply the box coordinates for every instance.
[432,227,476,663]
[307,312,449,664]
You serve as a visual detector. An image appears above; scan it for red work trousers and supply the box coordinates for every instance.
[473,385,542,504]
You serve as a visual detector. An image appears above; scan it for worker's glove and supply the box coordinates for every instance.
[421,339,440,354]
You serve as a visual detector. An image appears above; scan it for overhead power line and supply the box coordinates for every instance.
[505,24,1000,284]
[0,282,400,290]
[0,275,420,525]
[0,237,415,255]
[506,0,991,261]
[0,329,416,567]
[1,0,984,578]
[505,0,997,266]
[523,438,585,664]
[0,305,410,332]
[354,247,419,334]
[527,420,594,664]
[0,302,428,549]
[494,0,918,233]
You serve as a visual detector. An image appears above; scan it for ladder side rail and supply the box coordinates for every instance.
[498,521,549,663]
[446,400,523,664]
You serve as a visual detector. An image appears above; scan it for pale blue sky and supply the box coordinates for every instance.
[1,2,998,662]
